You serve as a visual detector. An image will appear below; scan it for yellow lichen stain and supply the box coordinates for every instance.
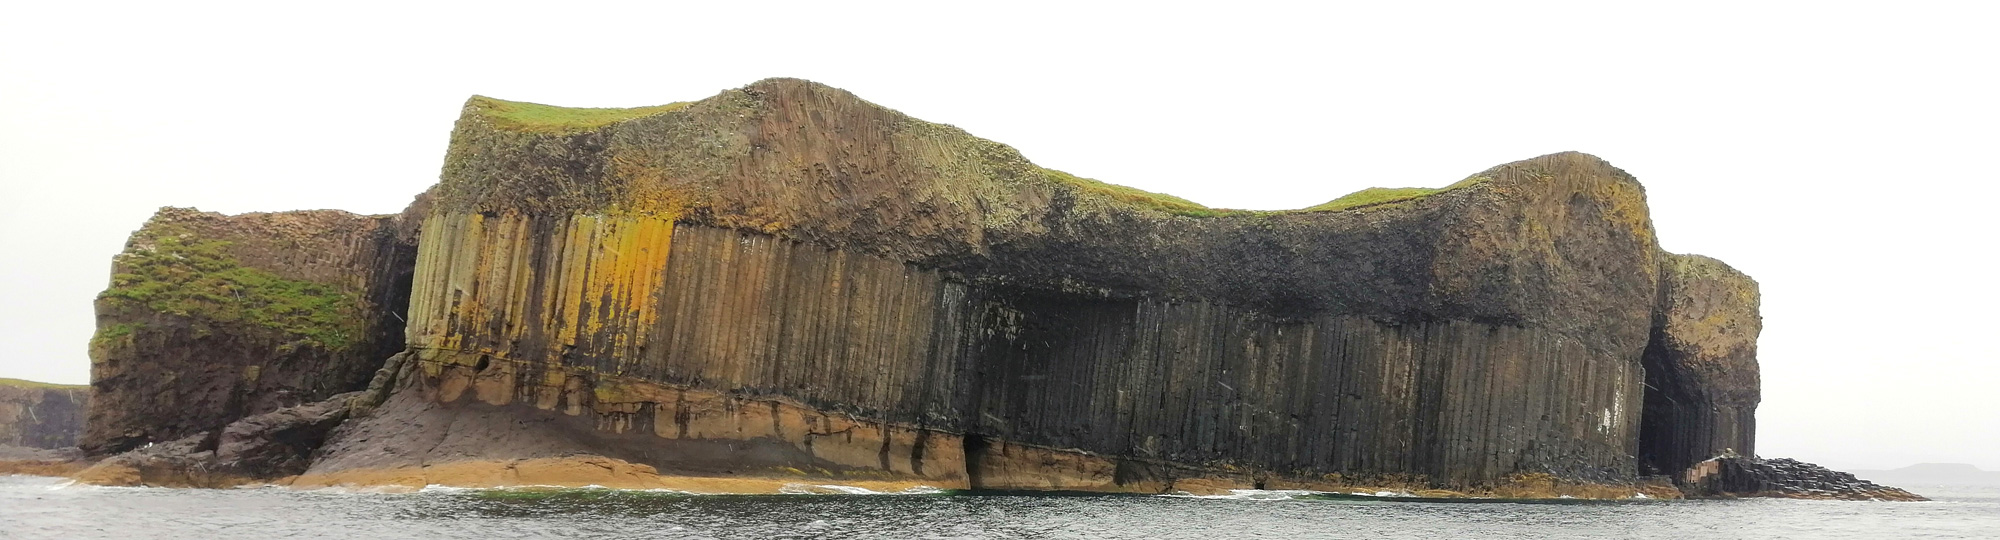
[405,209,678,375]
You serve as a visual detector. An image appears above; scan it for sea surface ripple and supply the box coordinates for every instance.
[3,475,1997,539]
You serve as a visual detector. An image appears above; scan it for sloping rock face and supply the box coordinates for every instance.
[307,78,1699,494]
[0,379,88,448]
[1640,255,1761,477]
[80,207,419,455]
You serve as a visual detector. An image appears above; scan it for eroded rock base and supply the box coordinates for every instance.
[278,356,1678,498]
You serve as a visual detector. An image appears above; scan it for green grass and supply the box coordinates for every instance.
[0,377,87,389]
[1304,187,1441,212]
[99,228,362,351]
[1043,169,1245,218]
[1303,176,1491,213]
[89,322,140,349]
[1044,169,1492,217]
[471,96,693,134]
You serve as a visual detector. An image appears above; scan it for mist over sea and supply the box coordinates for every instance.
[4,475,1996,539]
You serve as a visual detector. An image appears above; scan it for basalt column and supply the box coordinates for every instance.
[399,212,974,483]
[960,292,1644,489]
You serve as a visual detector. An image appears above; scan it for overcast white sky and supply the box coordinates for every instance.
[2,1,1994,471]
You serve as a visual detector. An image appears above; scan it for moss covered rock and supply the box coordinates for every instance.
[81,207,418,455]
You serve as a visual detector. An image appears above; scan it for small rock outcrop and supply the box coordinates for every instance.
[0,378,88,448]
[1682,455,1926,501]
[80,206,419,456]
[73,391,360,487]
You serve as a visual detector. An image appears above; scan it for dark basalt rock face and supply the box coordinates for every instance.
[80,206,419,456]
[1682,456,1926,501]
[0,379,89,448]
[1640,254,1761,477]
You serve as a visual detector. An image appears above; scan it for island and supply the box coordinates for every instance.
[11,78,1920,500]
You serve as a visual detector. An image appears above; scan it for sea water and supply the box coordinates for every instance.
[2,475,1996,539]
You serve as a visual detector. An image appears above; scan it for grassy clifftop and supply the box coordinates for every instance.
[99,222,362,352]
[0,378,87,390]
[1303,176,1493,212]
[469,96,694,134]
[452,82,1486,220]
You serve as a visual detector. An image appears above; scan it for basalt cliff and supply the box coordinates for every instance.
[0,378,88,450]
[0,378,90,477]
[46,78,1882,499]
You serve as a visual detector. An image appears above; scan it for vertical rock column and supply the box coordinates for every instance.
[962,296,1645,488]
[404,211,676,408]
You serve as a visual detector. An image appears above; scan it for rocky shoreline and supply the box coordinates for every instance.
[1683,455,1926,501]
[1,423,1918,501]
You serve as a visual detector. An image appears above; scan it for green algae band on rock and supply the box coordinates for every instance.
[80,78,1782,499]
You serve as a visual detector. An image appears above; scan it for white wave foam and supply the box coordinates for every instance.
[1163,489,1321,500]
[781,483,883,495]
[1348,490,1417,498]
[25,480,150,493]
[778,483,944,495]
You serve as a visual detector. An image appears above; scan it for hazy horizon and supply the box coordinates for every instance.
[3,1,1994,472]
